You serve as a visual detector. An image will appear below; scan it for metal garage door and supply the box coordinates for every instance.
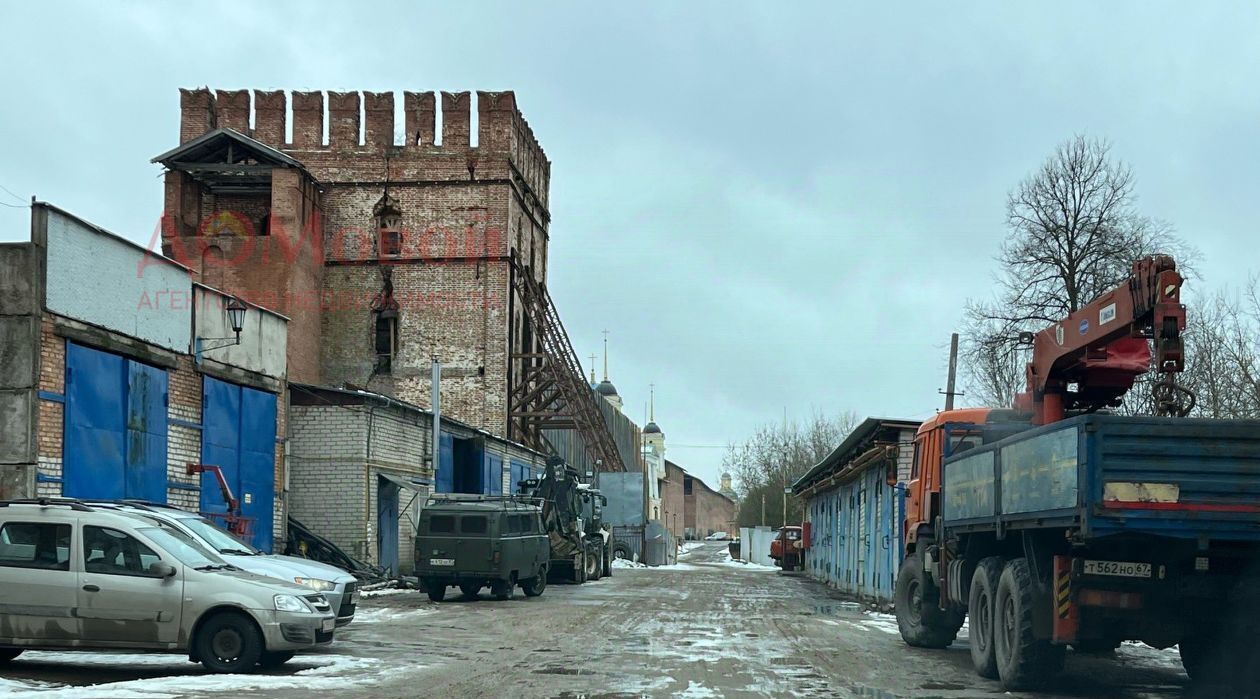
[63,343,167,502]
[201,376,277,552]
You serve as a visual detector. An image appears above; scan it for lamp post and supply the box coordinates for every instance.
[195,296,248,364]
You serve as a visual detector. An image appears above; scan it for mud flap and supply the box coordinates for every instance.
[1052,555,1078,644]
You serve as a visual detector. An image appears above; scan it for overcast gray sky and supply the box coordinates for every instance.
[2,2,1257,488]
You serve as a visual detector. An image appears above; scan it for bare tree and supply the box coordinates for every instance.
[723,410,858,527]
[1180,283,1260,419]
[962,135,1193,410]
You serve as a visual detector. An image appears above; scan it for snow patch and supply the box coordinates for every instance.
[612,558,647,569]
[2,653,387,698]
[359,586,414,598]
[858,611,902,636]
[679,542,705,555]
[720,553,777,571]
[676,680,720,697]
[352,606,438,624]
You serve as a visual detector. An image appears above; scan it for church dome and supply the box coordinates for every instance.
[643,421,662,435]
[595,380,619,397]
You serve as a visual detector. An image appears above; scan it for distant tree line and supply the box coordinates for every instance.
[722,411,858,529]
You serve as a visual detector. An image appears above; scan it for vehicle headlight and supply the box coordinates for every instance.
[274,594,310,612]
[294,577,336,592]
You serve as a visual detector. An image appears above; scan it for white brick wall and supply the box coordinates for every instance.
[36,455,62,498]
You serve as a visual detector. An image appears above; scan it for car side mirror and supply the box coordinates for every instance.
[148,561,177,578]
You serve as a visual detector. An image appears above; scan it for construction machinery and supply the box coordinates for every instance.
[893,256,1260,690]
[518,456,615,583]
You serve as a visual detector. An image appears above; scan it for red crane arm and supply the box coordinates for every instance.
[1015,255,1186,425]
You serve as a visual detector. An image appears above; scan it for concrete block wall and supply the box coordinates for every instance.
[0,242,39,498]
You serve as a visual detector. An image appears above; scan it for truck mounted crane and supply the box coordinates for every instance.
[893,256,1260,690]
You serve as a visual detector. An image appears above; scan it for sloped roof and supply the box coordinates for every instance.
[792,417,921,493]
[151,127,306,171]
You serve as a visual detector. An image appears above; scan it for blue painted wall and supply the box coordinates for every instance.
[805,467,905,607]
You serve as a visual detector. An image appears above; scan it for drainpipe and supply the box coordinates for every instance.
[431,356,441,484]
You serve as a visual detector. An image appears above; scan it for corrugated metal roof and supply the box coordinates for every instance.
[792,417,921,492]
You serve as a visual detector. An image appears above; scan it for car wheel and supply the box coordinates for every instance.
[427,585,447,602]
[258,651,295,668]
[459,583,481,599]
[0,648,23,663]
[491,580,513,601]
[522,569,547,597]
[195,611,265,674]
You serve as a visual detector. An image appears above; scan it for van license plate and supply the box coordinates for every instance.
[1083,560,1151,578]
[430,558,455,566]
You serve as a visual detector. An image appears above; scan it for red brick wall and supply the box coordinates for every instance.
[661,461,686,543]
[168,88,551,437]
[35,319,64,496]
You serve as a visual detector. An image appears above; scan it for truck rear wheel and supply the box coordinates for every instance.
[969,556,1004,679]
[993,558,1065,690]
[427,585,447,602]
[894,552,963,649]
[522,568,547,597]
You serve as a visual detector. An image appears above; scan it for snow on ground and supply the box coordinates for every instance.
[352,606,438,624]
[1117,641,1184,670]
[676,680,721,697]
[858,610,902,636]
[679,541,705,555]
[359,586,414,598]
[612,558,647,569]
[720,553,777,571]
[1,652,392,698]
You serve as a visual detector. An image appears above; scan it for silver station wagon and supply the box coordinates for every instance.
[0,499,336,673]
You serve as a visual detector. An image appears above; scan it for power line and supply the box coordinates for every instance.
[0,200,28,208]
[0,183,25,204]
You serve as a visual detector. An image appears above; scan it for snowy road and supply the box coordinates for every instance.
[0,543,1214,698]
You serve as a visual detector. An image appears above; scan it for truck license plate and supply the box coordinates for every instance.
[430,558,455,566]
[1083,560,1151,578]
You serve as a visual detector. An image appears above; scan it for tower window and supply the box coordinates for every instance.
[373,194,404,258]
[375,309,399,373]
[379,228,401,256]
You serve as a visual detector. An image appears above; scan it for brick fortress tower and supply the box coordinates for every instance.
[156,89,551,436]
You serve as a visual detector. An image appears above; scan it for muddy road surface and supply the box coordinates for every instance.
[1,543,1215,698]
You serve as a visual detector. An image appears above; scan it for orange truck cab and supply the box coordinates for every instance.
[770,526,803,571]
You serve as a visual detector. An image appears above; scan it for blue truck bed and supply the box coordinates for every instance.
[941,414,1260,541]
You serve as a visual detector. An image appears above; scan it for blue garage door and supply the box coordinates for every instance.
[201,377,277,552]
[485,453,503,495]
[436,433,454,493]
[64,343,167,502]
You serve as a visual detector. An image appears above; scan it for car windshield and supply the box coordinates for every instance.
[179,516,260,555]
[137,526,225,569]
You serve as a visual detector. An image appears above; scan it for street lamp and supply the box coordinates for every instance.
[195,295,248,364]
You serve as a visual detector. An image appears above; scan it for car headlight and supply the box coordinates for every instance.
[274,594,310,612]
[294,577,336,592]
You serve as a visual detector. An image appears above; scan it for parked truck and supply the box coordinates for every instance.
[518,456,614,583]
[894,256,1260,690]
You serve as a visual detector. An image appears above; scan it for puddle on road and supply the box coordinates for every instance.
[534,666,598,676]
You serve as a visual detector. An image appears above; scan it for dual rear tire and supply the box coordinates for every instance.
[978,557,1064,691]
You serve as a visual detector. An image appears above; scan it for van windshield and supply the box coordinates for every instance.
[138,526,224,569]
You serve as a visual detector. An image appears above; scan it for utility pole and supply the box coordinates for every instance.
[761,492,766,527]
[940,332,962,410]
